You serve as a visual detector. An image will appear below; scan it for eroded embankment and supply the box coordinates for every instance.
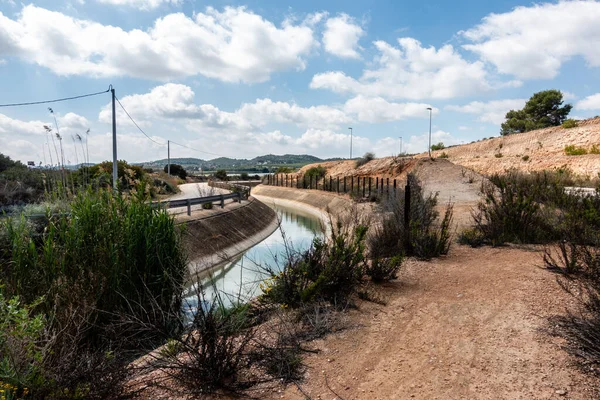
[179,197,278,276]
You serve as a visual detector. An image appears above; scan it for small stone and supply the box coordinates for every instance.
[555,389,567,396]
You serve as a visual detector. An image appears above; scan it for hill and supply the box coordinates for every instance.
[422,117,600,177]
[140,154,340,172]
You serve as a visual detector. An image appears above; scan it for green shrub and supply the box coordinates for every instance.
[214,169,228,181]
[304,165,326,181]
[355,152,375,168]
[164,163,187,180]
[495,153,503,158]
[565,145,588,156]
[260,223,368,308]
[369,173,453,260]
[522,155,530,161]
[430,143,445,151]
[438,152,449,159]
[202,202,213,209]
[366,256,403,282]
[0,189,187,397]
[562,119,579,129]
[276,167,294,174]
[457,228,485,247]
[590,145,600,155]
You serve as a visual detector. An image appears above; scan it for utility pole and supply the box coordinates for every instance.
[167,140,171,176]
[399,136,403,155]
[427,107,433,159]
[111,86,118,191]
[348,127,353,159]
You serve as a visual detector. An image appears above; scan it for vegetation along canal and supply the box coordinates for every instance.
[183,202,324,311]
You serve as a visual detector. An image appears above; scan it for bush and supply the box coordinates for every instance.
[457,228,485,247]
[369,173,454,260]
[437,152,449,159]
[304,165,326,181]
[495,153,503,158]
[522,155,530,161]
[0,189,187,397]
[202,202,213,209]
[430,143,445,151]
[366,256,403,282]
[214,169,228,181]
[562,119,579,129]
[565,145,588,156]
[260,223,368,308]
[468,170,600,246]
[591,145,600,155]
[164,163,187,179]
[355,152,375,168]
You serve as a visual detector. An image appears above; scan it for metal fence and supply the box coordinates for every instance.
[263,173,404,199]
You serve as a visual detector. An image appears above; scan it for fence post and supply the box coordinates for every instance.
[220,194,225,208]
[330,176,333,192]
[387,178,390,193]
[362,177,366,198]
[337,177,340,193]
[351,176,354,194]
[368,177,372,198]
[344,177,346,193]
[404,183,411,250]
[376,177,379,191]
[393,179,397,193]
[286,174,289,187]
[187,199,191,216]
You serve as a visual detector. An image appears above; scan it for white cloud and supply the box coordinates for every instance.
[343,95,436,123]
[563,91,577,101]
[100,84,352,131]
[59,113,90,131]
[458,126,471,131]
[576,93,600,110]
[404,130,460,154]
[323,14,364,59]
[0,113,48,136]
[462,1,600,80]
[0,5,316,83]
[311,38,491,100]
[446,98,526,125]
[96,0,180,11]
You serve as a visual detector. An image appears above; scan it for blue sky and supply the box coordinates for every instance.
[1,0,600,164]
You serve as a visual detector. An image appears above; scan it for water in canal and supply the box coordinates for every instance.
[183,202,324,313]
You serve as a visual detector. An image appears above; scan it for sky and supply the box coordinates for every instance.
[1,0,600,164]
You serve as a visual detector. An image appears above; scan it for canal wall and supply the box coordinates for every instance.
[252,185,373,231]
[180,196,279,277]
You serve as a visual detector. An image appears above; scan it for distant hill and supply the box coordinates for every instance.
[139,154,342,172]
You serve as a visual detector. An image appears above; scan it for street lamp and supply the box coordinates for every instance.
[399,136,403,156]
[348,127,353,159]
[427,107,433,159]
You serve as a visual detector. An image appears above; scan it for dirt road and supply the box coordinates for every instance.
[273,245,598,399]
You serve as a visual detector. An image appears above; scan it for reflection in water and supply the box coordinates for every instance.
[183,203,324,314]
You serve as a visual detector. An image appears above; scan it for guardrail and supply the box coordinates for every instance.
[155,192,245,216]
[208,180,252,196]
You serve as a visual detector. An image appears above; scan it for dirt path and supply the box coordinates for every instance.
[272,245,598,400]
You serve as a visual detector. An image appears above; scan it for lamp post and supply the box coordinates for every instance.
[427,107,433,159]
[348,127,353,159]
[399,136,403,156]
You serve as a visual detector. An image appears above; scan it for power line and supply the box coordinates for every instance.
[0,86,111,108]
[115,96,223,157]
[169,140,224,157]
[115,96,165,146]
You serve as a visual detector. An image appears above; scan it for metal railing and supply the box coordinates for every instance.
[155,192,245,216]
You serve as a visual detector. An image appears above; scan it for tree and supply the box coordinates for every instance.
[500,90,572,135]
[164,164,187,180]
[430,142,445,151]
[214,169,228,181]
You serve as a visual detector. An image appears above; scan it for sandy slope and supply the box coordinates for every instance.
[420,117,600,177]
